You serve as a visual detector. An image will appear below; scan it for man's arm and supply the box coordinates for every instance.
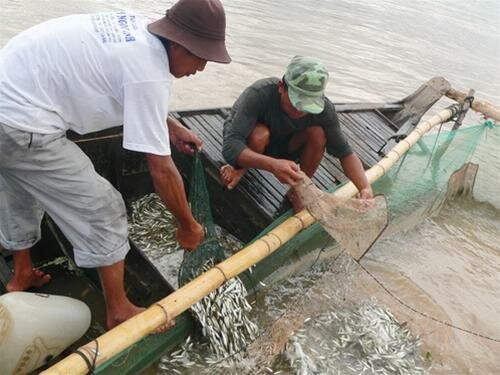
[321,102,373,199]
[167,115,203,155]
[146,154,204,250]
[340,153,374,199]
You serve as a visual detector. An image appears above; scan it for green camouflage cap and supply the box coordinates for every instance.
[284,56,329,114]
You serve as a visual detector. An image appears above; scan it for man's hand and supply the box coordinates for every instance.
[146,153,204,251]
[177,221,204,251]
[358,186,374,200]
[235,149,303,186]
[167,116,203,155]
[271,159,304,186]
[340,153,374,201]
[351,187,375,213]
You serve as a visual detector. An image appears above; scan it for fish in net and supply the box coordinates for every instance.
[294,173,389,261]
[284,301,424,375]
[178,152,226,286]
[177,152,258,362]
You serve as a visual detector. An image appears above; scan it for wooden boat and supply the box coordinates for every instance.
[1,77,483,374]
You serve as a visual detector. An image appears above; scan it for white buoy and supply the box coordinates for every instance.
[0,292,91,375]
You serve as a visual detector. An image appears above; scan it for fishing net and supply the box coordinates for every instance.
[297,120,492,261]
[295,176,389,261]
[127,154,258,371]
[244,121,495,372]
[136,122,494,374]
[372,121,493,234]
[176,153,258,364]
[284,301,424,375]
[294,121,495,262]
[178,152,226,286]
[245,251,427,373]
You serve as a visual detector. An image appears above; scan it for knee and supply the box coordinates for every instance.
[248,123,270,150]
[306,126,326,148]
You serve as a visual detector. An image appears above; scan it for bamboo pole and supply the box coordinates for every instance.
[42,106,458,375]
[446,88,500,122]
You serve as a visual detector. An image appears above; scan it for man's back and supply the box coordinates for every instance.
[0,12,170,136]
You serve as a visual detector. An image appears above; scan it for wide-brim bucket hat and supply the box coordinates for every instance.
[148,0,231,64]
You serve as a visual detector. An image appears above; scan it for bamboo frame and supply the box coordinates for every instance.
[42,106,458,375]
[446,88,500,122]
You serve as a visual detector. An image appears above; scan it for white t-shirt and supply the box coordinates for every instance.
[0,12,172,155]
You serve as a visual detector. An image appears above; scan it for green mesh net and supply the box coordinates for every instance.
[294,121,493,263]
[178,153,226,286]
[372,122,493,235]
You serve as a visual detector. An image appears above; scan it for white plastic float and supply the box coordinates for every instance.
[0,292,91,375]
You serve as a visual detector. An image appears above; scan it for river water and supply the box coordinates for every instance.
[1,0,499,374]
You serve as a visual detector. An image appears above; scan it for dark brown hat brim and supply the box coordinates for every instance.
[148,17,231,64]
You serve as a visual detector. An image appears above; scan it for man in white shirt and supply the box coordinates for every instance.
[0,0,230,330]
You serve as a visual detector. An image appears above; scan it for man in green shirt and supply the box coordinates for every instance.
[221,56,373,211]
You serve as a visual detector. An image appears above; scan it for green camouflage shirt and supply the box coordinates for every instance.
[222,77,352,166]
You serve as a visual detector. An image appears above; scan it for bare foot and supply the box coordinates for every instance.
[6,268,51,292]
[107,303,175,333]
[287,188,304,213]
[220,165,246,190]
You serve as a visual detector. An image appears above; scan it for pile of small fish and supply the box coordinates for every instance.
[128,193,180,257]
[285,302,425,374]
[191,260,259,358]
[158,262,259,373]
[128,194,259,372]
[157,336,256,374]
[157,336,212,374]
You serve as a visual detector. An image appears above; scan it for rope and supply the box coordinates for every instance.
[267,232,283,247]
[425,121,445,169]
[213,265,229,282]
[356,261,500,343]
[73,351,93,374]
[291,214,306,229]
[155,303,170,323]
[73,339,99,374]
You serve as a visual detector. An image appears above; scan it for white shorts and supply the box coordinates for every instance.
[0,123,130,268]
